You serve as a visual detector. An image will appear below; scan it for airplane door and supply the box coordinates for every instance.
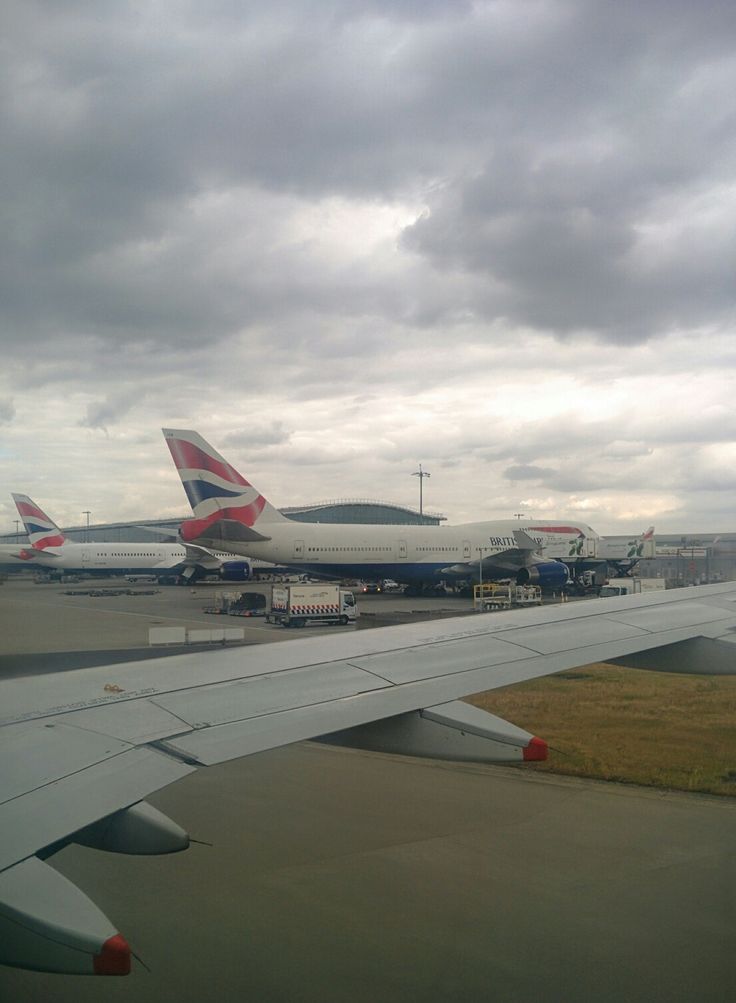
[463,540,471,560]
[397,540,407,559]
[293,539,305,559]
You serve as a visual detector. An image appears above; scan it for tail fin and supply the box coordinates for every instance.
[12,494,66,550]
[627,525,655,559]
[162,429,286,544]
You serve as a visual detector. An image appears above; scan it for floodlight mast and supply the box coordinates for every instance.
[412,464,430,518]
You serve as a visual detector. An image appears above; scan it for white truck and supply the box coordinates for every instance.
[266,583,357,627]
[599,578,666,598]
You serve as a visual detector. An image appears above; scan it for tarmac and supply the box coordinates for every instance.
[0,576,734,1002]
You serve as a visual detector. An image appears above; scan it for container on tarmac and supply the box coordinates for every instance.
[267,583,357,627]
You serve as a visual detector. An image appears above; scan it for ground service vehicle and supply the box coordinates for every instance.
[473,583,542,610]
[267,584,357,627]
[600,578,666,598]
[203,592,267,617]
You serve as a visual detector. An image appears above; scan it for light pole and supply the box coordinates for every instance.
[14,519,20,542]
[83,510,91,543]
[514,513,526,520]
[412,464,430,518]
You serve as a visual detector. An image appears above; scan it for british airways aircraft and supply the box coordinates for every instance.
[8,494,252,582]
[163,429,599,590]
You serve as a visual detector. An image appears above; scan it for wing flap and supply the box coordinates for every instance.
[40,699,195,746]
[493,616,649,656]
[347,635,530,684]
[605,602,732,631]
[151,661,392,728]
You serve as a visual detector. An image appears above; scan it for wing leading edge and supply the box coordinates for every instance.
[2,582,736,974]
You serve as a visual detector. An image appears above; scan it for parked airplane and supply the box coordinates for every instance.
[9,494,252,582]
[163,429,598,590]
[1,580,736,974]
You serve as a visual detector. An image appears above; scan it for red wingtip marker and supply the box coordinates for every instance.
[93,934,131,975]
[523,736,548,762]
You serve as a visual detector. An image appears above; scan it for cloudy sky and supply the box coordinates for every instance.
[2,0,736,536]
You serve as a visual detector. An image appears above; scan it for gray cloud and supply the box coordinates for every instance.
[4,0,735,365]
[1,2,735,533]
[222,421,292,451]
[79,389,142,432]
[504,464,557,482]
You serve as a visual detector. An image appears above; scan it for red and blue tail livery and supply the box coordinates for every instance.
[12,493,67,550]
[163,429,286,543]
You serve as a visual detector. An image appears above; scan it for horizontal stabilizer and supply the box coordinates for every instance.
[610,635,736,675]
[0,856,130,975]
[181,518,271,545]
[18,548,57,561]
[322,699,547,764]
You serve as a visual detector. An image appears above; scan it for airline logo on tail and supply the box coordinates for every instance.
[12,494,66,550]
[628,526,655,558]
[163,429,282,542]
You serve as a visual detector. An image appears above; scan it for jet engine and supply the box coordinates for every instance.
[516,560,568,588]
[219,560,252,582]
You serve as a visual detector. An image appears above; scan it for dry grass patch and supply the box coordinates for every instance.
[467,664,736,796]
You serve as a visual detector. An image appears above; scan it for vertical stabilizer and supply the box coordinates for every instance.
[12,494,66,550]
[162,429,286,543]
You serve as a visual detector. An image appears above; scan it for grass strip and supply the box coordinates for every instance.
[467,664,736,796]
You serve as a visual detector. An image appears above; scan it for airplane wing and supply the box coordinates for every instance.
[134,527,220,559]
[2,581,736,975]
[472,529,540,564]
[149,544,224,573]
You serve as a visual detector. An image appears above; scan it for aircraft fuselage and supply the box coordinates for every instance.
[192,518,598,585]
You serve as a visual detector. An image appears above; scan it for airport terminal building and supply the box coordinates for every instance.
[0,499,446,546]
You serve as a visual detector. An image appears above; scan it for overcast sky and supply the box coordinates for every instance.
[2,0,736,536]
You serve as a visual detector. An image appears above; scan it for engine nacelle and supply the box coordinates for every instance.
[517,560,568,588]
[219,560,251,581]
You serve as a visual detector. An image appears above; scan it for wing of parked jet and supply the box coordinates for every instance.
[2,582,736,975]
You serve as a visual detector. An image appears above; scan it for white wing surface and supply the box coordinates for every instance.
[2,582,736,975]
